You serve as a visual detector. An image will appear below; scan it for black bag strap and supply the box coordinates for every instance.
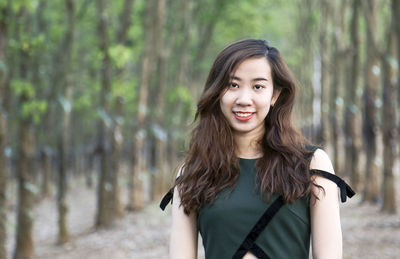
[160,176,181,211]
[310,169,356,202]
[231,196,284,259]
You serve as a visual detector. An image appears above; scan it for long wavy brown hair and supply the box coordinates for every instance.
[178,39,317,214]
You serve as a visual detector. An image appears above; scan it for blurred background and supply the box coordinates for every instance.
[0,0,399,258]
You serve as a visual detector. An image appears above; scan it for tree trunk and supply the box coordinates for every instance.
[0,115,5,259]
[117,0,135,45]
[345,0,363,192]
[56,0,76,243]
[319,0,332,151]
[103,0,136,216]
[40,148,52,197]
[127,0,156,210]
[151,0,168,201]
[166,0,193,175]
[362,0,381,203]
[191,0,229,100]
[0,4,8,259]
[394,0,400,167]
[329,0,347,176]
[96,0,116,227]
[295,0,315,140]
[14,119,35,259]
[57,85,72,244]
[381,0,397,213]
[110,97,124,217]
[14,7,35,259]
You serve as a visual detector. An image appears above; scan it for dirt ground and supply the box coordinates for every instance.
[5,177,400,259]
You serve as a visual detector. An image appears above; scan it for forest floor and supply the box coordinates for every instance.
[5,175,400,259]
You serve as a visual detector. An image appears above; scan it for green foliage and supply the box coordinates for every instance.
[214,0,273,41]
[11,79,35,99]
[22,100,47,124]
[109,44,133,69]
[112,78,137,103]
[11,79,47,123]
[10,0,36,13]
[167,85,193,105]
[74,91,93,111]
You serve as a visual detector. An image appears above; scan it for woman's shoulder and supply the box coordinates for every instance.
[309,148,335,175]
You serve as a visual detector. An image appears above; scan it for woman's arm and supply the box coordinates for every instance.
[170,170,198,259]
[310,149,342,259]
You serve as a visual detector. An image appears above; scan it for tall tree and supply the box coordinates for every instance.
[128,0,156,210]
[96,0,115,227]
[57,0,76,242]
[110,96,124,217]
[0,3,8,259]
[395,0,400,155]
[345,0,362,191]
[107,0,137,217]
[381,0,397,213]
[165,0,194,177]
[362,0,380,202]
[191,0,230,100]
[151,0,168,200]
[34,0,51,176]
[14,7,36,258]
[319,0,332,150]
[329,0,347,175]
[40,148,52,197]
[117,0,135,45]
[111,0,135,217]
[295,0,316,140]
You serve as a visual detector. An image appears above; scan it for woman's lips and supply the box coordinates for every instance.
[233,112,255,121]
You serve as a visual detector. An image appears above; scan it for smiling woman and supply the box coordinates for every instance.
[161,39,355,259]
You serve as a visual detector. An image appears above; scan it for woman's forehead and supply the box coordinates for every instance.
[230,58,272,79]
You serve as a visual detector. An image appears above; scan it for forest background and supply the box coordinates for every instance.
[0,0,399,258]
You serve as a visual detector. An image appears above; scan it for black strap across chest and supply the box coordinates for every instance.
[160,170,355,259]
[231,196,284,259]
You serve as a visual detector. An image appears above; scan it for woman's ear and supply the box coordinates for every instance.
[271,89,281,107]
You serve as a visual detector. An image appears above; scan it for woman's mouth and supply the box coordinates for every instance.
[233,112,255,121]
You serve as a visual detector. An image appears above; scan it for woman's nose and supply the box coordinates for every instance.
[235,88,253,106]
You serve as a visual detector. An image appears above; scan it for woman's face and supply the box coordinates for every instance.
[220,57,279,138]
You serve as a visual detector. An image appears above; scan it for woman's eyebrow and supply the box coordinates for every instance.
[230,76,268,82]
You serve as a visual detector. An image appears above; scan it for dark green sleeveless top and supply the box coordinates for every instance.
[198,158,311,259]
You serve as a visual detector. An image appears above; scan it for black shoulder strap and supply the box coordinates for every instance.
[159,176,181,211]
[310,169,356,202]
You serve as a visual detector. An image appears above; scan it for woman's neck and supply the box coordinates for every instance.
[233,131,263,159]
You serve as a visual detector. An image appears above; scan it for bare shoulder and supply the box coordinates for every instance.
[309,149,338,197]
[310,148,335,174]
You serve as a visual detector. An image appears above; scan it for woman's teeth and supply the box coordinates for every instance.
[235,112,253,117]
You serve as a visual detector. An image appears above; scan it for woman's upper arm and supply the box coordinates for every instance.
[310,149,342,259]
[170,169,198,259]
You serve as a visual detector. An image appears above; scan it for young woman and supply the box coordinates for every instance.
[161,39,354,259]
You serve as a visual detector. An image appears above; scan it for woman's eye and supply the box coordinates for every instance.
[254,84,265,90]
[230,83,239,88]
